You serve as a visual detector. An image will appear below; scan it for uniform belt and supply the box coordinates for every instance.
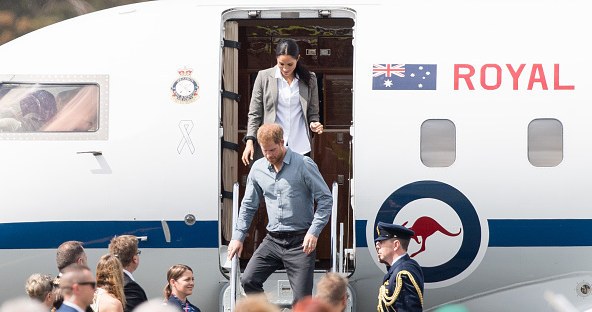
[268,230,307,238]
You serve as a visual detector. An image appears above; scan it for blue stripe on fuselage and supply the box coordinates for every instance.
[487,219,592,247]
[3,219,589,249]
[0,220,218,249]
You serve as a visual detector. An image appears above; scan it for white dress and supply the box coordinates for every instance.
[90,288,107,312]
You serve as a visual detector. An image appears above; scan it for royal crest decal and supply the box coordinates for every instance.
[171,68,199,104]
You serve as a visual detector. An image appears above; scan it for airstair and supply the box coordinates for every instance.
[220,183,355,311]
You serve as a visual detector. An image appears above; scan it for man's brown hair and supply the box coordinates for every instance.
[234,294,279,312]
[316,273,348,306]
[108,235,138,268]
[56,241,85,272]
[257,123,283,145]
[394,237,410,251]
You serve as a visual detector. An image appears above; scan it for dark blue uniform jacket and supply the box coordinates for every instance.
[378,254,424,312]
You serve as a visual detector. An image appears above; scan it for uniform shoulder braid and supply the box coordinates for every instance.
[377,268,424,312]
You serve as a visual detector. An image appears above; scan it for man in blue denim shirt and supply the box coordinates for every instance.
[228,123,332,304]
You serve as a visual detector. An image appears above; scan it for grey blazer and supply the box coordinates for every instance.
[246,67,320,141]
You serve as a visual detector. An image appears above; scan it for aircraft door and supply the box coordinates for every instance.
[219,11,355,274]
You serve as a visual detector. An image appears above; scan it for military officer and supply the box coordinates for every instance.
[375,221,424,312]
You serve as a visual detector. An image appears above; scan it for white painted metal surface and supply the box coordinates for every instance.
[1,1,592,311]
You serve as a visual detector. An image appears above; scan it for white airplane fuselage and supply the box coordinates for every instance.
[1,1,591,311]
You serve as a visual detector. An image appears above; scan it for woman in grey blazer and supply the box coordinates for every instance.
[242,39,324,166]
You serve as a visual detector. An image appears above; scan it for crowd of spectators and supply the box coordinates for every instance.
[15,238,350,312]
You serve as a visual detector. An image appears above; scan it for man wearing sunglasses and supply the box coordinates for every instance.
[55,264,96,312]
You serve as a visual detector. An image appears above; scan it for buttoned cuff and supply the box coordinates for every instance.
[232,230,247,242]
[308,226,322,238]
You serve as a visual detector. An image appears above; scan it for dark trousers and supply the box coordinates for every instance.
[241,232,315,304]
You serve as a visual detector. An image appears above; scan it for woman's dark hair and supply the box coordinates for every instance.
[163,264,193,300]
[276,38,312,86]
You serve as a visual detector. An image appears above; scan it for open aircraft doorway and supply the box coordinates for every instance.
[219,8,355,302]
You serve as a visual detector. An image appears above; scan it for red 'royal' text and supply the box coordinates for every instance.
[454,64,575,90]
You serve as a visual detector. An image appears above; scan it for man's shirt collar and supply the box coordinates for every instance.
[123,269,135,281]
[391,253,406,267]
[63,301,85,312]
[266,148,292,171]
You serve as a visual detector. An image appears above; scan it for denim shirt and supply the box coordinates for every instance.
[232,148,332,242]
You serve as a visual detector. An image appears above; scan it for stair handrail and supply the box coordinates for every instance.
[230,182,240,311]
[339,222,344,273]
[331,182,338,272]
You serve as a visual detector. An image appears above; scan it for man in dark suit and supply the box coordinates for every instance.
[55,264,96,312]
[109,235,148,312]
[56,241,88,273]
[375,222,424,312]
[53,241,93,312]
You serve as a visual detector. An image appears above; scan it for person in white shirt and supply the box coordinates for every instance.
[242,38,324,166]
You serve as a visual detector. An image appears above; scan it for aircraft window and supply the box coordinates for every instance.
[421,119,456,167]
[0,83,99,134]
[528,118,563,167]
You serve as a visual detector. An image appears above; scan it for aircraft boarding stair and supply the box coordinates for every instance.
[220,183,355,312]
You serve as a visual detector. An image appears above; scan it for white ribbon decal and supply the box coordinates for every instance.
[177,120,195,154]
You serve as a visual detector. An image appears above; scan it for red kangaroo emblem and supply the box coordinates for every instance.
[403,216,462,257]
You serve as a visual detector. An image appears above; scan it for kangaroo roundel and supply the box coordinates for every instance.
[403,216,462,258]
[374,181,488,286]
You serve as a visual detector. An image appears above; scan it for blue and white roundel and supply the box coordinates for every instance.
[374,180,488,286]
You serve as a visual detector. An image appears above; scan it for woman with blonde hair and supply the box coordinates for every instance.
[163,264,201,312]
[91,254,126,312]
[25,273,54,310]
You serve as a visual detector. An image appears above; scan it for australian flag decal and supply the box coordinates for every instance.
[372,64,437,90]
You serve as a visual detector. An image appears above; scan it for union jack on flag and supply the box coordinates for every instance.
[372,63,437,90]
[373,64,405,78]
